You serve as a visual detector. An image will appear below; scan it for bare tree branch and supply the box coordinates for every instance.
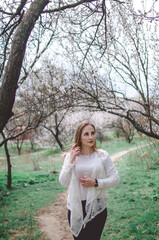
[42,0,97,13]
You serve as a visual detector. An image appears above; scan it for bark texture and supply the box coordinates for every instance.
[0,0,49,133]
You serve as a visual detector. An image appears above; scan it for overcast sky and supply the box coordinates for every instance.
[133,0,159,12]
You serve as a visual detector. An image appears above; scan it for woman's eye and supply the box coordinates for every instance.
[91,132,95,135]
[84,132,89,136]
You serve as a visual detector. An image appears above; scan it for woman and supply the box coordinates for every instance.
[59,121,120,240]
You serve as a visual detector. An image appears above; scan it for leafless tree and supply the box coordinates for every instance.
[112,117,135,143]
[0,0,103,133]
[18,61,74,147]
[69,2,159,140]
[42,110,70,151]
[1,106,38,188]
[1,58,76,187]
[1,0,156,135]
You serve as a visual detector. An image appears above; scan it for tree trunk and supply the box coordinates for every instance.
[55,135,64,151]
[17,146,21,155]
[30,140,34,150]
[0,0,49,133]
[2,132,12,189]
[16,139,23,155]
[5,142,12,189]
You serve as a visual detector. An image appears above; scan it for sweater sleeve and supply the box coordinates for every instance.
[59,152,75,187]
[97,152,120,189]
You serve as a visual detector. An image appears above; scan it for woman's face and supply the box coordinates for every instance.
[80,125,96,149]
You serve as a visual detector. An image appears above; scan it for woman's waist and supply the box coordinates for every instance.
[67,194,107,209]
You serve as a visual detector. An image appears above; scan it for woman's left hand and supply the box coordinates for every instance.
[79,177,96,187]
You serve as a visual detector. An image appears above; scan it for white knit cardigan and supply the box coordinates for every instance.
[59,149,120,237]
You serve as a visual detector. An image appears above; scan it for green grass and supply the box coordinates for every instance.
[0,144,63,174]
[96,135,150,155]
[0,171,65,239]
[0,138,159,239]
[101,142,159,240]
[0,143,64,239]
[0,142,43,157]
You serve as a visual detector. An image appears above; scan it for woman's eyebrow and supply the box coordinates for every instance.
[84,131,88,134]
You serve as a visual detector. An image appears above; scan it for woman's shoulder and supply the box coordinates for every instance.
[96,148,109,157]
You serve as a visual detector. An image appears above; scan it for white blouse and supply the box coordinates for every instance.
[74,152,95,200]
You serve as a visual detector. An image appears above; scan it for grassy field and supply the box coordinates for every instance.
[0,168,65,239]
[102,142,159,240]
[0,137,159,240]
[0,143,64,240]
[97,136,151,156]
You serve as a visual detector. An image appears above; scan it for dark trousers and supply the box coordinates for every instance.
[68,201,107,240]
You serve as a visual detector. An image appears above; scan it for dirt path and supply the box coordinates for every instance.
[35,192,71,240]
[0,150,63,170]
[111,143,151,162]
[35,144,149,240]
[0,150,45,160]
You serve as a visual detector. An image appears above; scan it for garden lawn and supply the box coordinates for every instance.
[0,170,65,239]
[102,142,159,240]
[0,139,158,240]
[96,136,151,156]
[0,143,64,239]
[0,142,43,158]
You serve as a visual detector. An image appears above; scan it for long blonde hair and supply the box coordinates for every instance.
[74,120,97,151]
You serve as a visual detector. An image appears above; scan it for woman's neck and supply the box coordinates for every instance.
[81,146,93,155]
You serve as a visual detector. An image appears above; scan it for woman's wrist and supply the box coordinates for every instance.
[94,178,98,187]
[68,156,75,163]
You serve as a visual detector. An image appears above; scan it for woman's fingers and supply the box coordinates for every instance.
[71,144,81,153]
[73,146,81,155]
[71,143,77,150]
[70,146,81,160]
[80,177,88,186]
[80,178,95,187]
[69,145,81,163]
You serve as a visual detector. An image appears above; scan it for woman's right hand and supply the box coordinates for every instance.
[69,143,81,163]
